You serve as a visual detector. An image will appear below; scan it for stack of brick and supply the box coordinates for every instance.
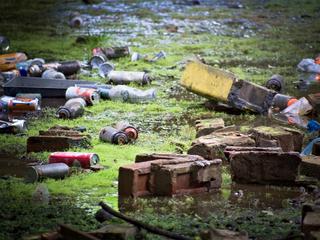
[27,125,91,152]
[119,153,222,199]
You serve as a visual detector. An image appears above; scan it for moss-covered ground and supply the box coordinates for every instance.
[0,0,319,239]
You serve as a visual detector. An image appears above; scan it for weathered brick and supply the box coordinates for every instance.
[195,118,225,137]
[250,126,304,152]
[230,151,301,185]
[224,146,282,161]
[119,157,222,199]
[135,153,204,163]
[301,156,320,179]
[27,127,90,152]
[303,212,320,239]
[188,131,255,160]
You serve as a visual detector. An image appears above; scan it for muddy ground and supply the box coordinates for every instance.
[0,0,320,239]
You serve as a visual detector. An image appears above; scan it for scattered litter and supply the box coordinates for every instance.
[65,86,100,105]
[107,70,150,85]
[48,152,100,169]
[57,98,86,119]
[99,126,129,145]
[25,163,70,183]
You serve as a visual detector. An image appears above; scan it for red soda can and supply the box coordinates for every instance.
[48,152,100,169]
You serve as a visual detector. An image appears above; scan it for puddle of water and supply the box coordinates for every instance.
[0,154,33,178]
[120,183,302,217]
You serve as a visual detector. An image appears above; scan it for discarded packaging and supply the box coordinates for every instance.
[99,126,129,145]
[297,58,320,74]
[265,74,284,93]
[57,98,86,119]
[281,97,313,127]
[115,121,138,141]
[0,36,10,53]
[0,52,27,71]
[16,93,42,103]
[48,152,99,169]
[0,96,39,113]
[42,69,66,79]
[107,70,150,85]
[0,119,27,133]
[65,86,100,105]
[4,77,93,97]
[25,163,70,183]
[150,50,166,62]
[104,85,156,103]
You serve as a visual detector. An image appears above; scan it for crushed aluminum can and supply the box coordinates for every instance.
[89,55,106,69]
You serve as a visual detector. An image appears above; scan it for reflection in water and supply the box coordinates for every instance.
[120,183,301,216]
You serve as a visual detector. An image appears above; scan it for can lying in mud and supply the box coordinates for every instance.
[65,86,100,105]
[42,69,66,79]
[0,119,27,133]
[57,97,86,119]
[115,121,138,141]
[25,163,70,183]
[48,152,100,169]
[107,71,150,85]
[0,96,39,113]
[99,126,129,145]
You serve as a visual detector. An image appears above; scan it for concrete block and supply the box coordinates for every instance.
[91,224,137,240]
[224,146,282,161]
[303,212,320,239]
[188,131,255,160]
[230,151,301,184]
[301,156,320,179]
